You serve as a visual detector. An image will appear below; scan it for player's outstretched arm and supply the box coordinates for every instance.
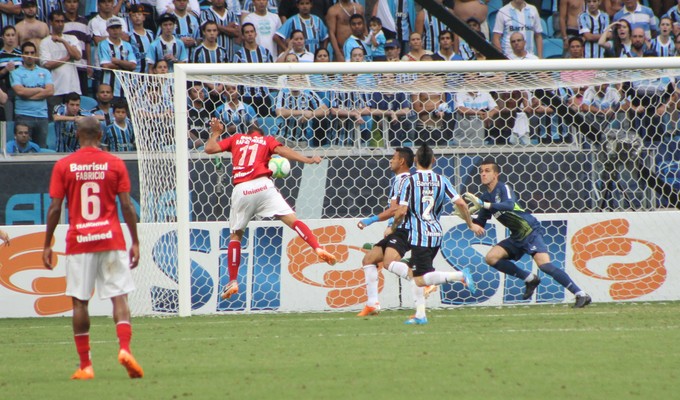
[204,118,226,154]
[358,199,399,229]
[274,145,322,164]
[119,192,140,269]
[43,197,63,270]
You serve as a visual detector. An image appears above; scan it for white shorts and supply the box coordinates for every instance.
[230,176,294,231]
[65,250,136,301]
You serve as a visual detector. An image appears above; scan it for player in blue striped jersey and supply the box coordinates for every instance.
[464,159,592,308]
[53,92,92,152]
[200,0,241,61]
[578,0,610,58]
[275,0,329,55]
[392,144,482,324]
[104,102,136,152]
[191,21,229,63]
[356,148,422,317]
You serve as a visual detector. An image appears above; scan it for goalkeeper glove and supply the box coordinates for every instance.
[453,202,481,220]
[464,192,489,210]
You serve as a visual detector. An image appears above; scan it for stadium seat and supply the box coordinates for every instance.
[80,95,98,111]
[541,0,556,17]
[543,38,564,58]
[47,122,56,150]
[487,0,503,12]
[545,15,556,38]
[541,18,550,37]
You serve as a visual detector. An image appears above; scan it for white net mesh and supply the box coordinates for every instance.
[117,59,680,315]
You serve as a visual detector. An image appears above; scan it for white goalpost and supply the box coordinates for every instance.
[117,58,680,317]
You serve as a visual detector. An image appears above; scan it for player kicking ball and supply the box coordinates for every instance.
[464,159,591,308]
[204,118,337,300]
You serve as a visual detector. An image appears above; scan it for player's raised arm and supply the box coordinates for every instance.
[204,118,226,154]
[453,197,484,236]
[274,145,321,164]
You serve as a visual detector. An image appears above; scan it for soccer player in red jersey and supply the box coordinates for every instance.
[204,118,337,300]
[42,116,144,380]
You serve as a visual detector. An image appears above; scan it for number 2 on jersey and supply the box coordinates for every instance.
[422,195,434,220]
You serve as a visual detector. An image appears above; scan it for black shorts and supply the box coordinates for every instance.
[410,245,440,277]
[374,228,411,257]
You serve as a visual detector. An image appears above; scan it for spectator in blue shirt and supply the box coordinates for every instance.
[10,41,54,148]
[6,122,41,153]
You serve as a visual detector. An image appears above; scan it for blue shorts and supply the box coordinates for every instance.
[497,229,548,261]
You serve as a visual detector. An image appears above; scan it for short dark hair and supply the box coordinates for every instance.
[415,144,434,169]
[439,30,454,41]
[201,20,218,34]
[21,41,36,53]
[14,123,29,135]
[241,22,255,34]
[64,91,81,103]
[289,29,305,39]
[49,10,66,21]
[368,16,382,26]
[568,36,584,47]
[480,159,500,173]
[349,13,364,24]
[112,100,129,113]
[395,147,414,168]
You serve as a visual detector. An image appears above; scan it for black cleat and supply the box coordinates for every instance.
[573,294,592,308]
[522,275,541,300]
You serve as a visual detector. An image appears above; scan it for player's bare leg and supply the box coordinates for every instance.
[279,213,337,265]
[112,295,143,379]
[71,298,94,380]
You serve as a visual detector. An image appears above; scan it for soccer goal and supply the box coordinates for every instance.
[117,57,680,317]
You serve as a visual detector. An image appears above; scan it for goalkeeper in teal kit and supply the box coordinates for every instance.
[463,159,592,308]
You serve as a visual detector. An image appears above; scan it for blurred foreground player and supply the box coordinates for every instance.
[464,159,592,308]
[204,118,337,300]
[43,116,144,380]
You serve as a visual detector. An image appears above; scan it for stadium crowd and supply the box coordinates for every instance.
[0,0,679,153]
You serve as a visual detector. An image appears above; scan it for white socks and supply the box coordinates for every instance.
[411,281,426,319]
[363,264,379,307]
[387,261,410,279]
[422,271,464,286]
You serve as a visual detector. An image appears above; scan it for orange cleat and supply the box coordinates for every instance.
[316,247,337,266]
[221,280,239,300]
[357,304,381,317]
[71,365,94,380]
[118,350,144,379]
[424,285,438,298]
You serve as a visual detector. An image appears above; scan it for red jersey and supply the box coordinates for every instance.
[48,147,131,254]
[218,132,282,185]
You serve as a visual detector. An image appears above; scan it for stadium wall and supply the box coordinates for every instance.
[1,212,677,318]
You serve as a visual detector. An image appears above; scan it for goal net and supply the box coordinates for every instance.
[117,58,680,316]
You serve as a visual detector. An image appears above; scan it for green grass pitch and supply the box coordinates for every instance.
[2,302,679,400]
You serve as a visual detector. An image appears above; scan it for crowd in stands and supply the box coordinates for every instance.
[0,0,679,154]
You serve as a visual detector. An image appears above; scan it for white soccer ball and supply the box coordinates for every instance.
[268,156,291,178]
